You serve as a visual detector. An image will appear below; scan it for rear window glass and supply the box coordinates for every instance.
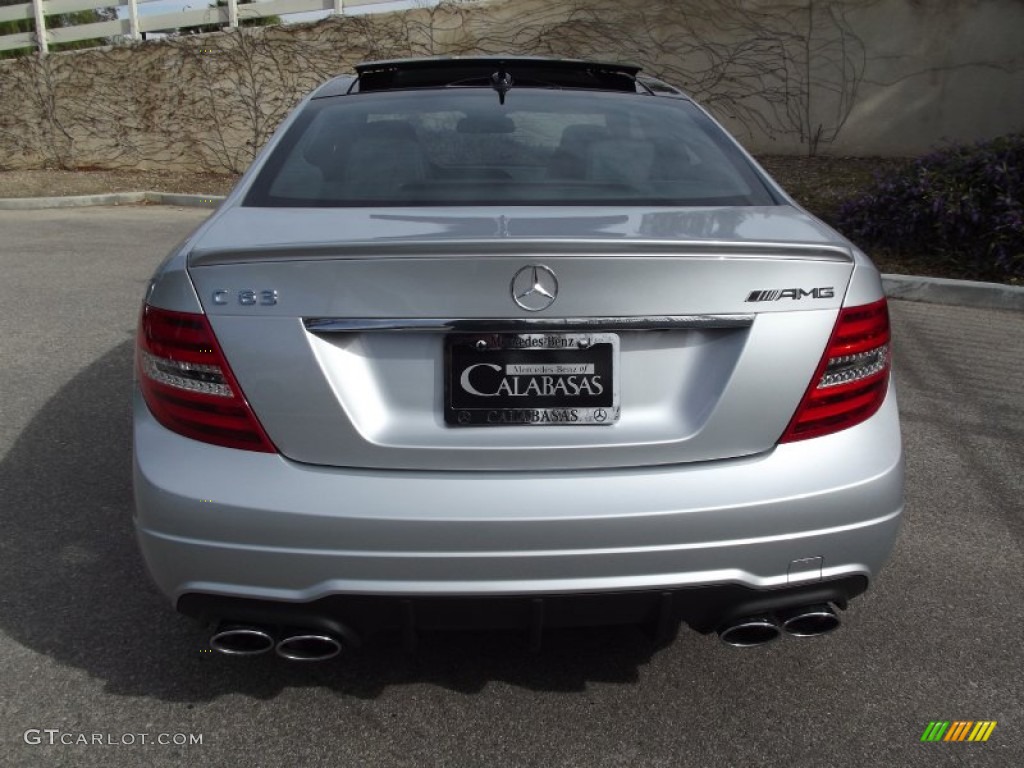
[245,89,778,207]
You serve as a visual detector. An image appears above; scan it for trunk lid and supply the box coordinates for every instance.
[187,206,854,470]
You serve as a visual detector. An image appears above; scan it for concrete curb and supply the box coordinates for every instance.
[1,192,1020,311]
[148,192,224,208]
[881,274,1023,313]
[0,191,224,210]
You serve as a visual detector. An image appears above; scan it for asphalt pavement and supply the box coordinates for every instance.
[0,207,1021,767]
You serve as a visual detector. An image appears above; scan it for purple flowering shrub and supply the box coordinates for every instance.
[835,134,1023,280]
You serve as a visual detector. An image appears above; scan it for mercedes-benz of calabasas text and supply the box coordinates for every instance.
[133,57,903,659]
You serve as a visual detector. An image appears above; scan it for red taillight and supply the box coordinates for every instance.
[136,305,277,452]
[780,298,891,443]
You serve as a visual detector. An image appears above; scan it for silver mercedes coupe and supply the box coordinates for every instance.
[133,57,903,659]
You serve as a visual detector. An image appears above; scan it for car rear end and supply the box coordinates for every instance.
[132,58,902,656]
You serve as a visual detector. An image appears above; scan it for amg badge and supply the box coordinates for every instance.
[746,287,835,302]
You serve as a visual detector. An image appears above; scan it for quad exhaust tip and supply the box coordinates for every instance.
[718,603,841,647]
[209,623,349,661]
[209,624,276,656]
[778,603,840,637]
[275,632,343,661]
[718,616,781,647]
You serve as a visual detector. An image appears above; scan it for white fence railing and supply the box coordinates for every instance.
[0,0,402,55]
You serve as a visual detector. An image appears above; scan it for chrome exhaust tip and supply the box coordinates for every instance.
[718,616,781,647]
[209,624,276,656]
[275,632,343,661]
[778,603,840,637]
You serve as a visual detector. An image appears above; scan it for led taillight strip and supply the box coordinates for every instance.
[781,299,891,443]
[136,305,276,453]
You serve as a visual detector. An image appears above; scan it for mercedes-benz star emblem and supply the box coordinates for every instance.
[510,265,559,312]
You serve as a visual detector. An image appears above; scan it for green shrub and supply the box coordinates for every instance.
[836,134,1023,280]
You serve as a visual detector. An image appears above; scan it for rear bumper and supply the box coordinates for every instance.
[177,577,870,639]
[133,385,903,633]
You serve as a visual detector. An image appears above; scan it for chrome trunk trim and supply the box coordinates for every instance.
[303,314,755,334]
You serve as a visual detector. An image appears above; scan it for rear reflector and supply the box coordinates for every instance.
[136,305,276,452]
[781,298,891,442]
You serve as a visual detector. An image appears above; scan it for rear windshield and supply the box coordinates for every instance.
[245,89,778,207]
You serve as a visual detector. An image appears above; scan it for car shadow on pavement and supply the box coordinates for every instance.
[0,341,660,702]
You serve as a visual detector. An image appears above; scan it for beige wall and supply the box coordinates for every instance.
[0,0,1021,172]
[836,0,1024,155]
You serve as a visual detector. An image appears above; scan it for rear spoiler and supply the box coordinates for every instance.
[189,240,854,267]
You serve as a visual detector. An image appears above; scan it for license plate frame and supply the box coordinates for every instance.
[444,332,620,427]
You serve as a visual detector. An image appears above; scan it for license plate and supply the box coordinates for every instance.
[445,333,619,426]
